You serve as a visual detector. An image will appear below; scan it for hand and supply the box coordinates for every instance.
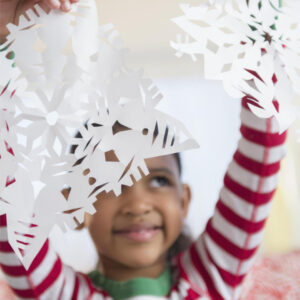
[0,0,78,43]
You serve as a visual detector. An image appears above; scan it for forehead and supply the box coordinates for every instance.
[144,154,180,176]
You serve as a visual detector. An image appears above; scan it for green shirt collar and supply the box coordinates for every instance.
[88,265,172,300]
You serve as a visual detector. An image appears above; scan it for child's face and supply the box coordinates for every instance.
[84,154,191,273]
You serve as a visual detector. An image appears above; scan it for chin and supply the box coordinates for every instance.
[120,247,164,268]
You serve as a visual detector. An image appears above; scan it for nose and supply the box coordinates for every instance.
[120,184,153,217]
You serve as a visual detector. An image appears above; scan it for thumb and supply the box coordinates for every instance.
[0,0,18,42]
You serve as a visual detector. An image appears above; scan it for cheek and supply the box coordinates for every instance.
[86,208,114,251]
[161,198,184,240]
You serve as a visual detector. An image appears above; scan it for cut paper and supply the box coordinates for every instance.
[0,49,20,196]
[4,1,96,90]
[0,0,198,269]
[69,70,199,200]
[0,90,17,195]
[171,0,300,132]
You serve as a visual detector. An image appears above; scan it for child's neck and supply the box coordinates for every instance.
[98,255,167,282]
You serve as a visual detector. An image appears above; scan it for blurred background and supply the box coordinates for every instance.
[47,0,300,273]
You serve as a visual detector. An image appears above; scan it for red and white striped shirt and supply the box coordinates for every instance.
[0,99,287,299]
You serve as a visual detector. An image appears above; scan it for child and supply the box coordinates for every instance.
[0,2,287,299]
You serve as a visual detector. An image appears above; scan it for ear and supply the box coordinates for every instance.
[180,183,191,219]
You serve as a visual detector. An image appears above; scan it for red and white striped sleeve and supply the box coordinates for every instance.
[178,98,287,299]
[0,214,106,299]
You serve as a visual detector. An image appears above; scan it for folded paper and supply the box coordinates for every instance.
[171,0,300,132]
[0,0,199,269]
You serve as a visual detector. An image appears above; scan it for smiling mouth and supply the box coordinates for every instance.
[113,226,163,242]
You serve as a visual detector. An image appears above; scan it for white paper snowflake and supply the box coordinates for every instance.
[0,0,198,269]
[4,1,96,90]
[66,70,199,218]
[0,93,16,194]
[171,0,300,132]
[0,49,20,195]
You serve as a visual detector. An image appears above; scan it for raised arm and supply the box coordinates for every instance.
[178,98,287,299]
[0,1,104,299]
[0,212,109,299]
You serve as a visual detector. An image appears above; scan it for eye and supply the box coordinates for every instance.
[149,176,171,188]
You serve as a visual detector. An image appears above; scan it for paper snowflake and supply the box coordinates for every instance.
[0,48,20,195]
[0,93,16,194]
[171,0,300,132]
[68,70,198,202]
[0,1,198,269]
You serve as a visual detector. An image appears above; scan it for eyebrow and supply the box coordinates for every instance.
[148,167,175,177]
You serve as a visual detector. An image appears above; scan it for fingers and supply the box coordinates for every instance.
[44,0,78,12]
[60,1,72,12]
[45,0,61,9]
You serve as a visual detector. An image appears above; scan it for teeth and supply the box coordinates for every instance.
[118,227,162,234]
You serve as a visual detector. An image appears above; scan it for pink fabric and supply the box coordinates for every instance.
[241,251,300,300]
[0,279,16,300]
